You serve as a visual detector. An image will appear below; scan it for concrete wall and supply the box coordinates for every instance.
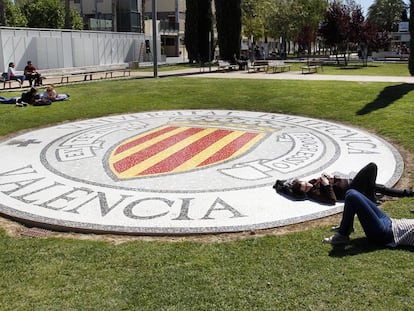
[0,27,156,72]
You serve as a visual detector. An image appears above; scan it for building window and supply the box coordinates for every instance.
[131,0,138,11]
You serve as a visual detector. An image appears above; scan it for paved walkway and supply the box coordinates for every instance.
[2,67,412,92]
[137,67,414,84]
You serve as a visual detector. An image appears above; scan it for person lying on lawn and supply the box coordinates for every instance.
[274,162,413,205]
[323,189,414,247]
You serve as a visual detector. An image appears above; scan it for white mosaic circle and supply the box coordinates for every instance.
[0,110,403,234]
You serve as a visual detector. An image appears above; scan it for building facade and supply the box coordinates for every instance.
[70,0,143,32]
[13,0,143,33]
[144,0,185,58]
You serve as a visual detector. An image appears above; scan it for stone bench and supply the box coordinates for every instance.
[41,65,131,84]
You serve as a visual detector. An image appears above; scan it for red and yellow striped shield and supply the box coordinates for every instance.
[109,124,269,179]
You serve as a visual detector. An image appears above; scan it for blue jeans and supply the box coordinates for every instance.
[12,74,25,82]
[0,96,18,104]
[339,189,394,244]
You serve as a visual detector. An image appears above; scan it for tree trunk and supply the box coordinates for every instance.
[142,0,146,33]
[0,0,4,26]
[112,0,117,32]
[409,0,414,75]
[215,0,241,61]
[64,0,71,29]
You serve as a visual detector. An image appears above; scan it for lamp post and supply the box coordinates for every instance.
[152,0,158,78]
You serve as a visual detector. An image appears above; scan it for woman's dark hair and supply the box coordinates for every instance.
[273,179,307,200]
[290,179,304,195]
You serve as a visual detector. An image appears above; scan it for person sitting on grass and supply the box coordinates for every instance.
[274,162,413,205]
[323,189,414,247]
[40,84,69,102]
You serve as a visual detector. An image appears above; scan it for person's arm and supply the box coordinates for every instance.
[319,183,337,204]
[307,178,337,204]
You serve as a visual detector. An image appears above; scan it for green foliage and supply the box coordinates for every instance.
[241,0,268,41]
[367,0,407,32]
[243,0,327,58]
[319,1,378,65]
[21,0,64,29]
[4,0,27,27]
[4,0,82,30]
[70,8,83,30]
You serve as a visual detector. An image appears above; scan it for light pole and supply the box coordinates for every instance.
[152,0,158,78]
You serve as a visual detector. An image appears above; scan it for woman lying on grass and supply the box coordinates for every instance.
[323,189,414,247]
[274,162,413,205]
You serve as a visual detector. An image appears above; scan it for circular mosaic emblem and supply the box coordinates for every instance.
[0,110,403,235]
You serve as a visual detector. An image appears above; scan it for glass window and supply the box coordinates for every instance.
[131,0,138,11]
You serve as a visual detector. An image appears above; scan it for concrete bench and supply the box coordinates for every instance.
[267,61,291,73]
[0,73,22,89]
[247,61,269,73]
[41,65,131,84]
[217,60,238,72]
[301,62,323,74]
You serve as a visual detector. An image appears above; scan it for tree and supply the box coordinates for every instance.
[241,0,268,43]
[266,0,297,59]
[349,7,377,66]
[64,0,71,29]
[319,1,376,66]
[18,0,82,30]
[367,0,407,32]
[70,7,83,30]
[4,0,27,27]
[21,0,65,29]
[184,0,213,63]
[409,0,414,75]
[0,0,4,26]
[141,0,146,33]
[319,1,351,63]
[184,0,198,63]
[198,0,214,62]
[294,0,328,57]
[215,0,242,60]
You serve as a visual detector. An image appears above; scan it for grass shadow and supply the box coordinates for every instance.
[328,237,414,257]
[357,83,414,115]
[328,237,387,257]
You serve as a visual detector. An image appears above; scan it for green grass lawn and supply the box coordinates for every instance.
[136,60,411,77]
[0,75,413,310]
[281,61,410,76]
[319,62,411,76]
